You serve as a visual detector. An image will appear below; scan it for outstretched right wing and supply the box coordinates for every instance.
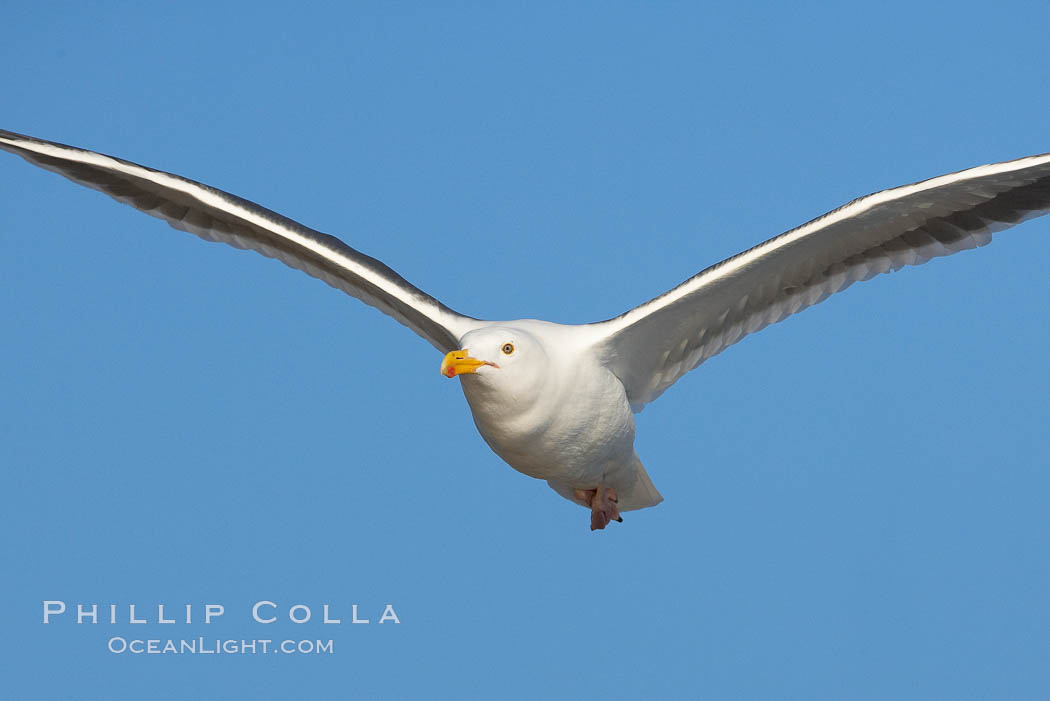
[0,129,484,352]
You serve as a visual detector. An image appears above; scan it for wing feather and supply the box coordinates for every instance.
[590,153,1050,410]
[0,129,483,352]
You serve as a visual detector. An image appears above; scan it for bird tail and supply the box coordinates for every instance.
[617,454,664,512]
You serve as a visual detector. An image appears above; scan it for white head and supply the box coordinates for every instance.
[440,325,551,407]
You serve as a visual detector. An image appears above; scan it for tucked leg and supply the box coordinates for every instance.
[573,486,622,530]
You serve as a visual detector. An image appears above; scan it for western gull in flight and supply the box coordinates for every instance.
[2,128,1048,530]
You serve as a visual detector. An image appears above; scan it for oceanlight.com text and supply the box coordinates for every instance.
[107,637,334,655]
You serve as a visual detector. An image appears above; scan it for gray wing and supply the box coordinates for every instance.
[0,129,483,352]
[589,153,1050,410]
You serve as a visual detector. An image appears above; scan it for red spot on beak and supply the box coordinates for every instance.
[446,367,456,378]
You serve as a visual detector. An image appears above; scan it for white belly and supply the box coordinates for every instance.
[461,358,636,485]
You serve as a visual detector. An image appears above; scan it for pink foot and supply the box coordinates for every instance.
[574,486,622,531]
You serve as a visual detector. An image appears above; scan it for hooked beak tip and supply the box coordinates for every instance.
[440,349,498,378]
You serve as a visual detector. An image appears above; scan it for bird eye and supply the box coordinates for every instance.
[501,342,515,355]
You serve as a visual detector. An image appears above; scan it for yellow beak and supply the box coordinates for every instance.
[441,349,496,378]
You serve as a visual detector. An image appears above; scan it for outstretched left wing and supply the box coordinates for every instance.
[589,153,1050,410]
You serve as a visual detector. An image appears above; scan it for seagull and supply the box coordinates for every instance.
[2,129,1048,530]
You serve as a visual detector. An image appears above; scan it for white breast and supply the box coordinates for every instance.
[460,345,636,485]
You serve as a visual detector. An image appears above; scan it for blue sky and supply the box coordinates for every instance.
[1,2,1047,699]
